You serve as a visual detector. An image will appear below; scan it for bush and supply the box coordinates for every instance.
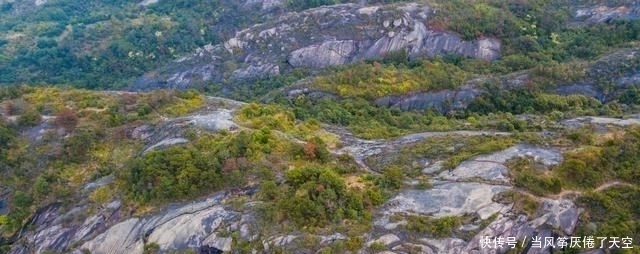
[63,128,102,163]
[345,237,363,252]
[259,165,379,228]
[513,171,562,196]
[17,108,41,127]
[556,158,603,189]
[576,187,640,241]
[379,166,404,190]
[142,242,160,254]
[0,215,8,226]
[54,108,78,132]
[405,215,462,238]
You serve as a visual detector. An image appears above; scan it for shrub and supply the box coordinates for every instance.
[54,108,78,132]
[379,166,404,190]
[345,237,363,251]
[17,108,41,127]
[513,171,562,196]
[405,215,462,238]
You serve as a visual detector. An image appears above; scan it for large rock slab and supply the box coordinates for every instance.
[132,2,501,91]
[79,193,241,254]
[438,145,562,184]
[382,182,511,220]
[288,40,357,69]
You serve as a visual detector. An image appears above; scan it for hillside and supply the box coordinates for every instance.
[0,0,640,254]
[1,86,639,253]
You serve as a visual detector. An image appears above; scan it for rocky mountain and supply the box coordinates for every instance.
[131,2,501,91]
[2,90,639,254]
[1,0,640,254]
[129,0,640,94]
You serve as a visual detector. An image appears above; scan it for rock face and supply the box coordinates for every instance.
[374,85,483,113]
[573,3,640,24]
[439,145,562,184]
[556,47,640,103]
[7,191,249,254]
[373,144,581,254]
[5,97,250,254]
[562,115,640,128]
[8,201,122,254]
[131,2,501,91]
[288,40,358,69]
[382,182,512,220]
[3,123,598,254]
[79,193,240,254]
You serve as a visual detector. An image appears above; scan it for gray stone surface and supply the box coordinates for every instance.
[562,116,640,128]
[573,4,640,24]
[143,138,189,154]
[418,238,467,254]
[382,182,511,220]
[79,193,240,254]
[393,242,434,254]
[132,2,501,91]
[531,199,581,235]
[83,175,116,193]
[319,233,346,245]
[288,40,357,69]
[203,234,232,252]
[243,0,283,10]
[263,235,298,250]
[367,234,401,247]
[438,145,562,183]
[188,109,238,131]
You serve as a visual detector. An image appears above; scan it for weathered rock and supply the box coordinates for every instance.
[367,234,401,247]
[243,0,283,11]
[319,233,346,245]
[392,242,435,254]
[462,198,582,254]
[132,2,501,92]
[231,62,280,80]
[143,137,189,154]
[79,193,242,254]
[79,218,145,254]
[188,109,238,132]
[146,206,236,251]
[422,161,444,175]
[562,116,640,128]
[7,203,91,253]
[128,125,154,141]
[555,83,605,102]
[382,182,511,220]
[531,199,581,235]
[263,235,298,250]
[418,238,467,254]
[203,234,232,252]
[83,175,116,193]
[438,145,562,184]
[573,4,640,24]
[374,85,484,113]
[288,40,357,69]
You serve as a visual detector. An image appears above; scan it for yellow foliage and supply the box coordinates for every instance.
[92,143,112,164]
[89,185,113,205]
[61,163,99,187]
[313,60,467,100]
[158,95,204,116]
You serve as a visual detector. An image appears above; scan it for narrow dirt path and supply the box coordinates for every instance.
[518,180,635,201]
[326,125,513,174]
